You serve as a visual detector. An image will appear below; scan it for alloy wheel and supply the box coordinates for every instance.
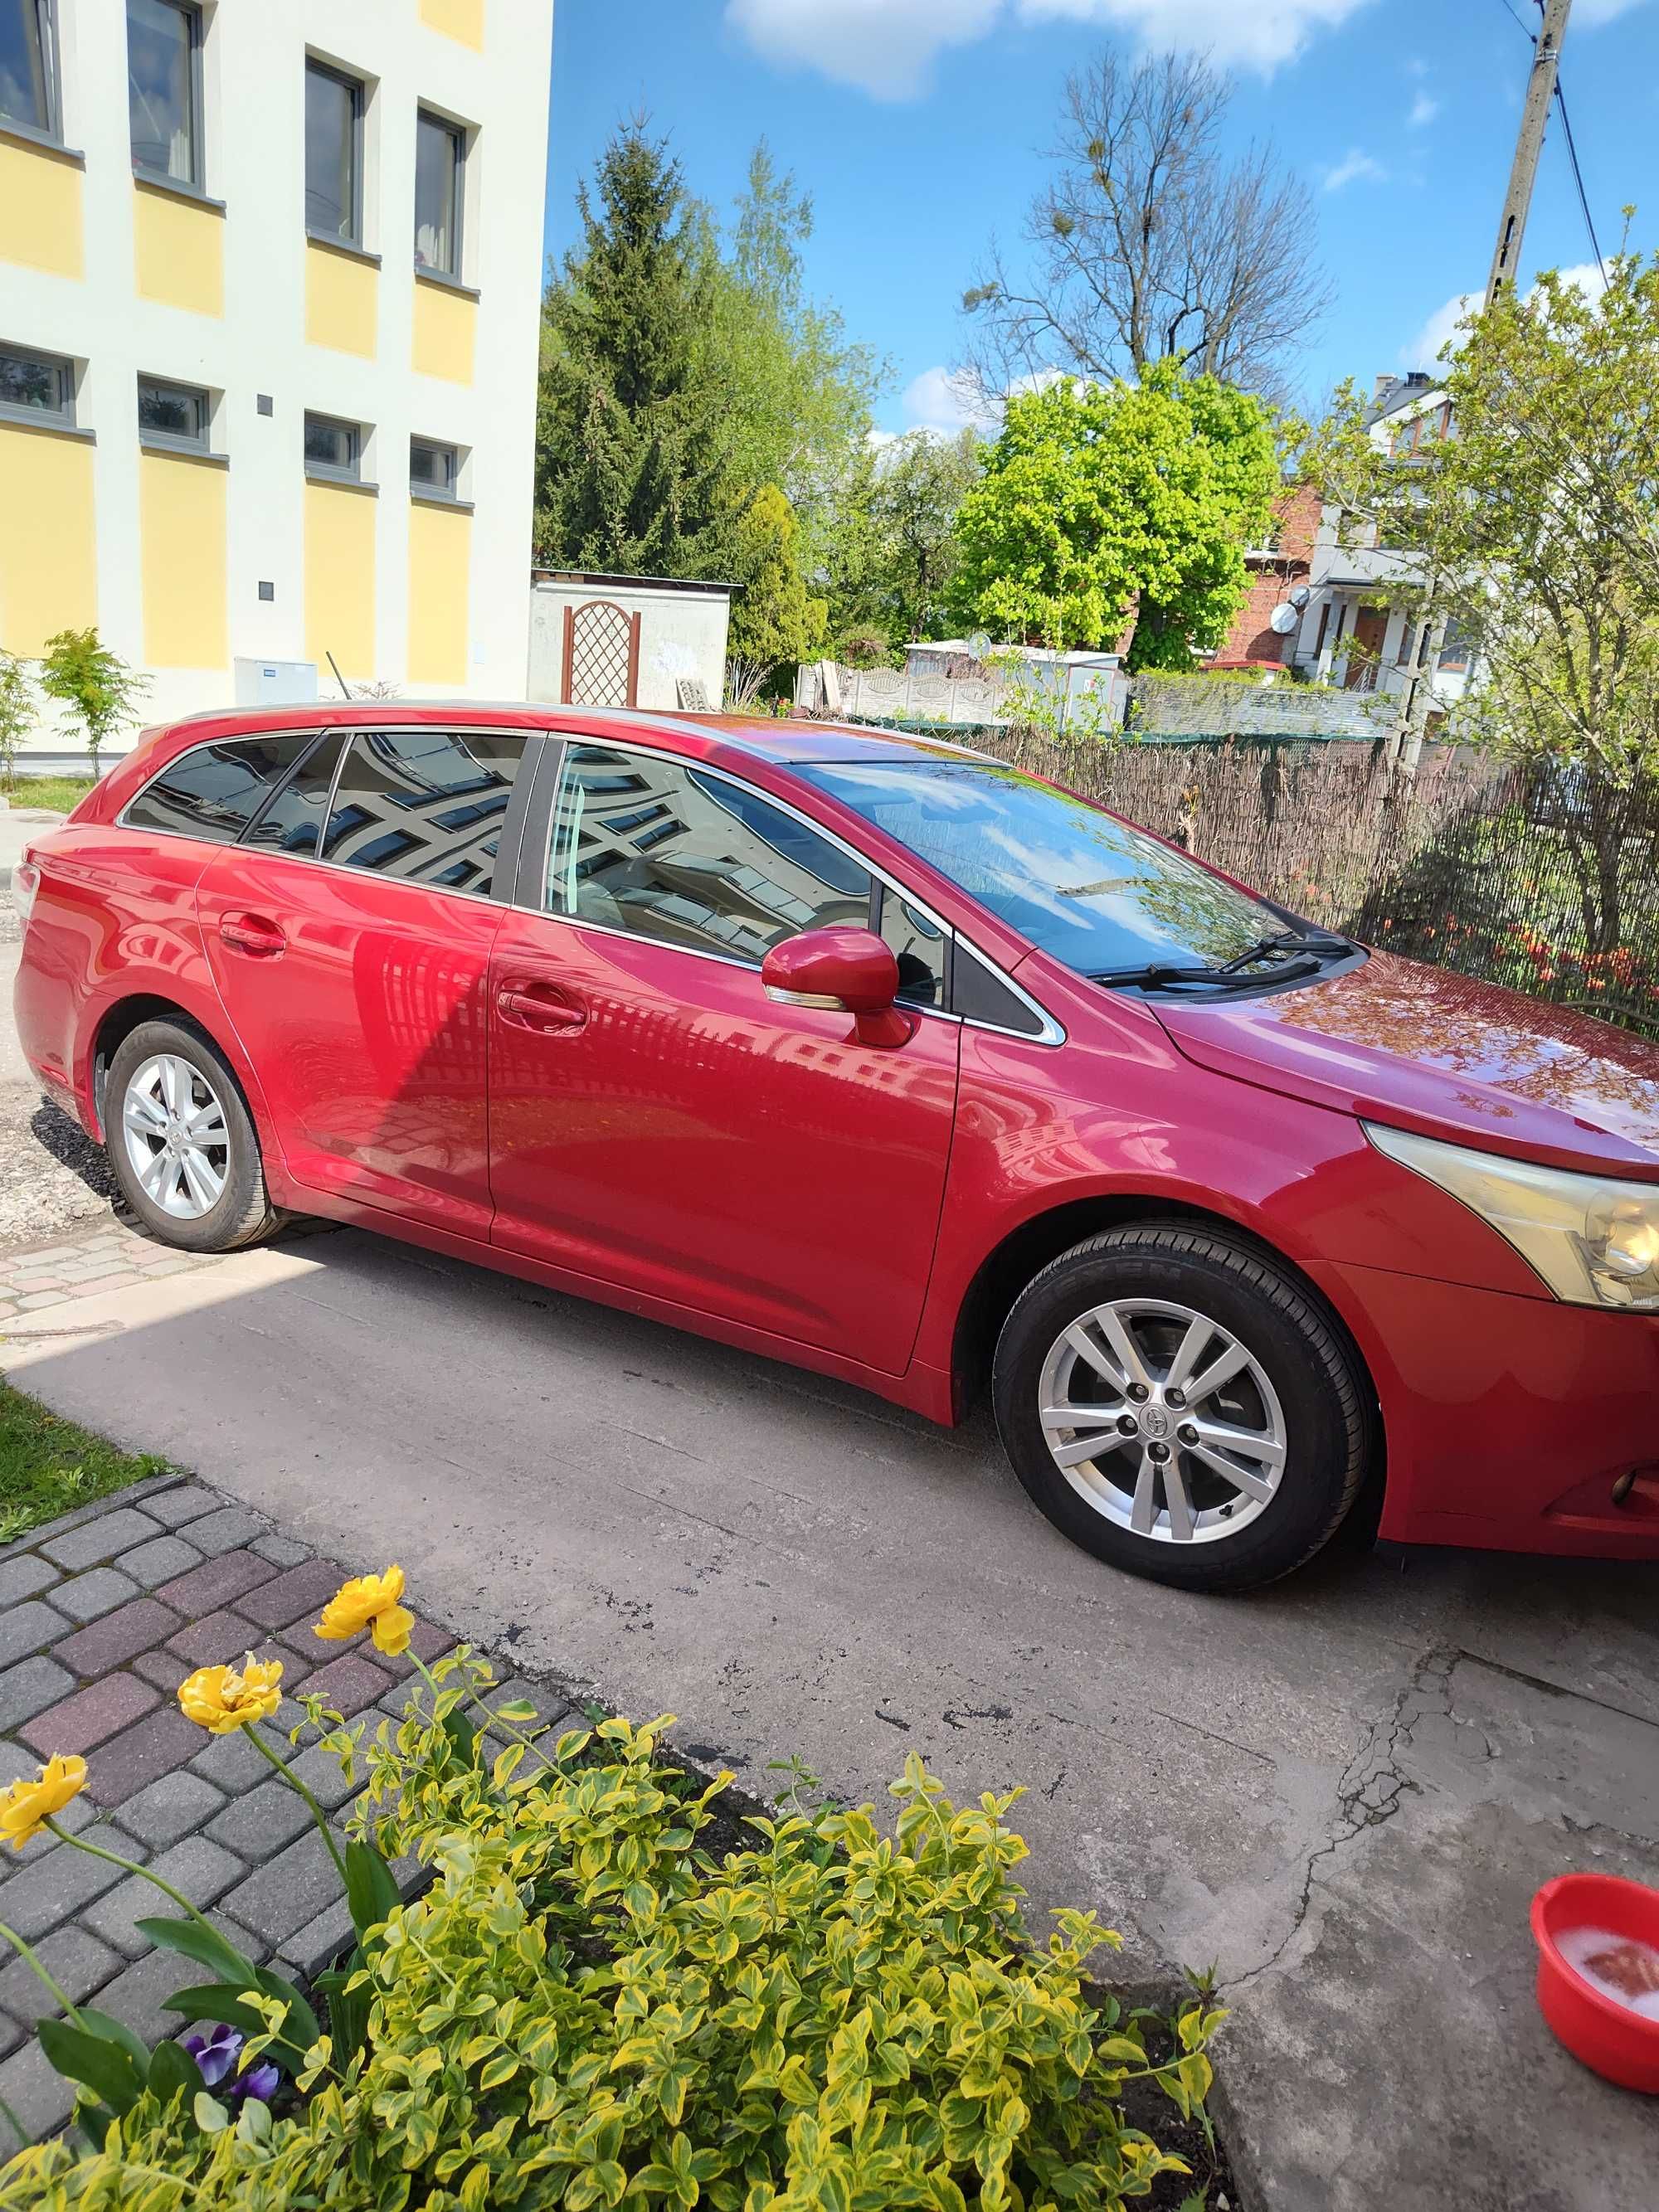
[1035,1296,1287,1544]
[121,1053,230,1220]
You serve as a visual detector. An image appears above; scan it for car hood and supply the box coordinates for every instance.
[1154,949,1659,1180]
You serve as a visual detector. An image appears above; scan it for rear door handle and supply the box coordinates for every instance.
[496,984,586,1034]
[219,912,287,958]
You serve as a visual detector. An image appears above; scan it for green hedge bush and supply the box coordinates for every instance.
[1,1655,1224,2210]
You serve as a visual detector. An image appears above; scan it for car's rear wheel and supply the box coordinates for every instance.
[105,1019,278,1253]
[992,1223,1373,1593]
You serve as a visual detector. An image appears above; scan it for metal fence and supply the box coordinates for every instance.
[962,727,1659,1039]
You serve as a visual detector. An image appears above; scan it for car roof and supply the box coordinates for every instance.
[145,702,998,770]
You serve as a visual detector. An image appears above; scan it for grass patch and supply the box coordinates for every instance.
[0,1379,175,1544]
[5,775,96,815]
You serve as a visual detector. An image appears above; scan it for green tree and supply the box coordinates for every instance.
[536,122,737,576]
[1306,250,1659,953]
[698,145,881,578]
[951,362,1280,665]
[37,629,148,776]
[868,428,982,642]
[725,484,824,707]
[0,650,35,790]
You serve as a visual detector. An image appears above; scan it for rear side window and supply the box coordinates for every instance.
[242,732,344,858]
[124,734,319,843]
[323,729,528,896]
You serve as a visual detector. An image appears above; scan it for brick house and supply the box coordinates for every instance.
[1207,484,1322,671]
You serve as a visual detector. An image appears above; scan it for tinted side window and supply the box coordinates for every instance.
[952,943,1047,1037]
[242,732,344,858]
[124,735,319,843]
[546,744,870,964]
[323,730,527,896]
[875,884,948,1008]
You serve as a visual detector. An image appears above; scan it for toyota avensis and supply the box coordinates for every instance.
[13,706,1659,1592]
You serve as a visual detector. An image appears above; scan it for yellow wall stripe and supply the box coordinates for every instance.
[0,138,83,279]
[420,0,484,49]
[305,241,378,358]
[134,184,224,317]
[407,500,471,685]
[139,451,228,668]
[305,483,377,679]
[0,424,97,655]
[412,280,475,384]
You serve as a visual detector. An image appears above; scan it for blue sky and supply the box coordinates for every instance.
[543,0,1659,432]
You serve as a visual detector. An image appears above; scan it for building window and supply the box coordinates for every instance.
[305,58,363,246]
[304,410,360,481]
[1,0,57,137]
[138,374,209,450]
[410,436,457,498]
[127,0,202,187]
[414,108,463,275]
[0,341,73,425]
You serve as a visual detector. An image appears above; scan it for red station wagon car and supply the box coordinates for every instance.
[13,705,1659,1592]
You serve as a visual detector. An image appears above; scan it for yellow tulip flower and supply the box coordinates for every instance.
[178,1654,285,1734]
[1,1753,88,1849]
[314,1563,415,1656]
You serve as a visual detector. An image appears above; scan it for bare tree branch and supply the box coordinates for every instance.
[959,50,1330,406]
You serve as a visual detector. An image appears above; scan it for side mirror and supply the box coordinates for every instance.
[761,926,914,1049]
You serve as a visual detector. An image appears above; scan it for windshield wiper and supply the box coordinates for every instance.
[1214,927,1353,975]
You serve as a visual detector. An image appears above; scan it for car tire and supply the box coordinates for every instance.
[105,1019,279,1254]
[992,1222,1374,1594]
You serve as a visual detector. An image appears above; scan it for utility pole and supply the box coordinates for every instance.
[1392,1,1574,785]
[1486,0,1574,309]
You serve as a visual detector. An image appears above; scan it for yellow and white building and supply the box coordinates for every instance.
[0,0,554,756]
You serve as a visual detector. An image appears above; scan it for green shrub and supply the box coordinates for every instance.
[2,1659,1224,2209]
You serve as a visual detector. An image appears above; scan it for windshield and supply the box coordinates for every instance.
[797,758,1287,979]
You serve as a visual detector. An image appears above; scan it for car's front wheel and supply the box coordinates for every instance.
[992,1222,1373,1593]
[105,1018,278,1253]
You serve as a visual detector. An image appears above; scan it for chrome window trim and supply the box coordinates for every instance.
[529,734,1063,1046]
[113,720,1064,1043]
[115,723,531,910]
[115,727,328,835]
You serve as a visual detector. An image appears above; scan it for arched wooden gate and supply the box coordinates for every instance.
[560,598,642,707]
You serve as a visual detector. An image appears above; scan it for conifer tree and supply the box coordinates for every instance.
[536,123,736,576]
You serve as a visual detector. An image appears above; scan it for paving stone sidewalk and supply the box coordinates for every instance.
[0,1474,576,2153]
[0,1218,224,1321]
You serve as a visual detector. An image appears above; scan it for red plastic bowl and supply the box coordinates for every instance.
[1531,1874,1659,2093]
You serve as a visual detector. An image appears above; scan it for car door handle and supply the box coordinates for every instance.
[218,912,287,958]
[496,984,586,1034]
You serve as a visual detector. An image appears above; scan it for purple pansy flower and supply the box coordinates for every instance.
[182,2024,279,2103]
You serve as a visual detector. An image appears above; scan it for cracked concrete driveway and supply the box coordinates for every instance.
[2,914,1656,2207]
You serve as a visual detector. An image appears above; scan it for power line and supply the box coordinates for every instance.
[1554,82,1608,280]
[1493,0,1605,280]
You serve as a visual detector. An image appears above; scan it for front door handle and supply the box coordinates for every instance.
[496,984,586,1034]
[219,912,286,958]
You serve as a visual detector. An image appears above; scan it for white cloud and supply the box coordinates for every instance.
[724,0,1000,100]
[1404,291,1477,371]
[1321,148,1387,192]
[1408,90,1438,128]
[1403,264,1611,371]
[1014,0,1374,72]
[901,365,1000,435]
[724,0,1374,99]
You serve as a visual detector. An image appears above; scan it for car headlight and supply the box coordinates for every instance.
[1365,1121,1659,1313]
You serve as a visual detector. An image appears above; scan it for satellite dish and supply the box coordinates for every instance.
[967,631,993,662]
[1290,585,1311,611]
[1268,602,1300,635]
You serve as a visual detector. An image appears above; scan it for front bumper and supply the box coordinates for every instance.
[1312,1260,1659,1557]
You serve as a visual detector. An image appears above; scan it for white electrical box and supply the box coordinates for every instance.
[233,658,319,707]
